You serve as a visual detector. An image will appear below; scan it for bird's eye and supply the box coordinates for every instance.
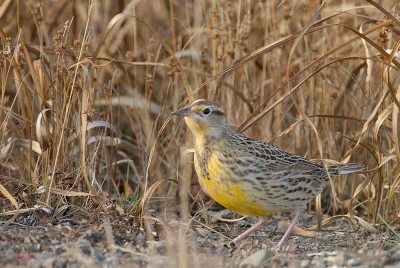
[203,108,211,116]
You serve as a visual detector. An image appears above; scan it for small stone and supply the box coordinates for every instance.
[197,238,211,247]
[325,251,346,267]
[24,236,31,243]
[239,249,273,268]
[348,257,363,266]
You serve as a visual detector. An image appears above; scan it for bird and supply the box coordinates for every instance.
[172,99,365,249]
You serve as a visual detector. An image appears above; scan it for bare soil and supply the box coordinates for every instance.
[1,202,399,268]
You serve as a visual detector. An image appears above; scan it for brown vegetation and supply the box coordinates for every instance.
[0,0,399,267]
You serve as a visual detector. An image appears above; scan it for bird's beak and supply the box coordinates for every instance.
[171,106,191,116]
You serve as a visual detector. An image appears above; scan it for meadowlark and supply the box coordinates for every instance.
[172,99,365,249]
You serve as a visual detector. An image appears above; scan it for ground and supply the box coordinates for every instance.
[0,203,399,268]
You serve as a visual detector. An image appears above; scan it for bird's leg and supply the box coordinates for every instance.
[230,220,265,245]
[277,214,300,249]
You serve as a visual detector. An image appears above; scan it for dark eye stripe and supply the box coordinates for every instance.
[213,110,225,116]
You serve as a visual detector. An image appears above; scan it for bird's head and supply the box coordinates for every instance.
[172,99,230,140]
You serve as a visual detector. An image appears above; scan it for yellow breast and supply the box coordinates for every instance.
[194,152,277,217]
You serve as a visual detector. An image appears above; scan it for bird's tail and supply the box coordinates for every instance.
[328,163,365,175]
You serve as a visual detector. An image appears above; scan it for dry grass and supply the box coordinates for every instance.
[0,0,400,266]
